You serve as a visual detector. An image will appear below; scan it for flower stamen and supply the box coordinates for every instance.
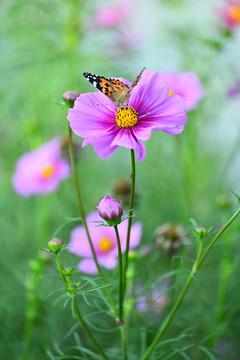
[116,106,138,128]
[98,237,114,253]
[41,165,55,179]
[229,4,240,23]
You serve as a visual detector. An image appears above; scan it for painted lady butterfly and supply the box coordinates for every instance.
[83,68,145,108]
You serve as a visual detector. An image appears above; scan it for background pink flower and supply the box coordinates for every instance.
[218,0,240,29]
[68,211,142,274]
[12,138,71,196]
[162,71,204,111]
[68,70,187,161]
[94,2,131,28]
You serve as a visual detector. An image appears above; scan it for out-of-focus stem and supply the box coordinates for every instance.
[122,149,136,302]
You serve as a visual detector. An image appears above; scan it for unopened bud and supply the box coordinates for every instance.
[63,267,76,276]
[195,227,208,237]
[62,91,80,107]
[97,195,123,226]
[48,238,63,253]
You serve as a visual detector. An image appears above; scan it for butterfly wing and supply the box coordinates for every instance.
[83,72,129,102]
[115,67,146,108]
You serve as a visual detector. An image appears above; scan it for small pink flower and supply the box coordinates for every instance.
[135,286,170,314]
[218,0,240,29]
[68,211,142,274]
[68,70,187,161]
[12,138,71,196]
[163,71,204,111]
[94,2,131,28]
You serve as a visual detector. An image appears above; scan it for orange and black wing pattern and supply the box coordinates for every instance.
[83,72,129,102]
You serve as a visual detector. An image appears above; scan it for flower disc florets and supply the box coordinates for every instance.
[116,106,138,128]
[98,195,123,226]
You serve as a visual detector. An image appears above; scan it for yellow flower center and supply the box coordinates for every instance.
[168,90,176,96]
[98,237,114,253]
[116,106,138,128]
[229,4,240,22]
[41,165,55,179]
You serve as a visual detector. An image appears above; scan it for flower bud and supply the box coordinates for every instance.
[63,267,76,276]
[48,238,63,253]
[97,195,123,225]
[195,227,208,237]
[62,91,80,107]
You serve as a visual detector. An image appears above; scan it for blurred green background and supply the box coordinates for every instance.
[1,0,240,359]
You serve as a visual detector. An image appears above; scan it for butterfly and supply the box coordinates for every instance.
[83,68,145,108]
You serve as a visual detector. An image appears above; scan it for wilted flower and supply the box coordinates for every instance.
[60,135,80,160]
[68,70,187,161]
[218,0,240,30]
[154,223,190,257]
[68,211,142,274]
[97,195,123,225]
[112,178,132,206]
[12,138,71,196]
[94,2,131,28]
[163,71,204,111]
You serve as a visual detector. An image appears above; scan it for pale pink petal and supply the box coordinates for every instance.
[99,256,118,269]
[78,259,98,274]
[163,72,204,111]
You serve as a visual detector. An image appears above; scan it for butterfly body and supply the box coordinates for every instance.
[83,68,145,108]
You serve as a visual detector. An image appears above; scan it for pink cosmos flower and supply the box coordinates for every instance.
[68,211,142,274]
[12,138,71,196]
[218,0,240,29]
[68,70,187,161]
[135,285,170,313]
[94,2,131,28]
[162,71,204,111]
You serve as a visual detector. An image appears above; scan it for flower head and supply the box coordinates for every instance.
[154,223,190,257]
[12,138,71,196]
[94,2,131,28]
[68,70,187,161]
[163,71,204,111]
[98,195,123,225]
[228,79,240,98]
[218,0,240,30]
[68,211,142,274]
[48,238,63,253]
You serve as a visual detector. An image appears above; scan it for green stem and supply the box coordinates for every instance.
[55,253,109,360]
[140,207,240,360]
[68,126,102,275]
[120,326,128,360]
[55,252,68,288]
[123,149,136,300]
[114,225,123,323]
[72,297,110,360]
[197,207,240,269]
[68,126,116,314]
